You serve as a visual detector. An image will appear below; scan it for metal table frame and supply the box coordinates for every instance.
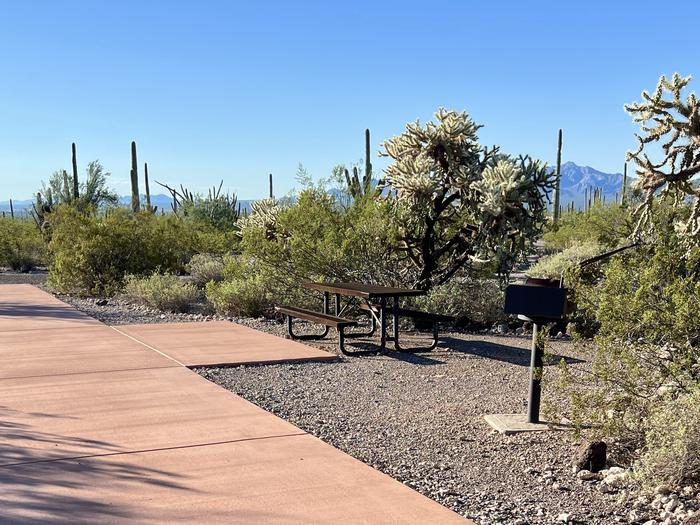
[301,282,427,352]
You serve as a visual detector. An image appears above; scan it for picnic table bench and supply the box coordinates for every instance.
[276,282,454,355]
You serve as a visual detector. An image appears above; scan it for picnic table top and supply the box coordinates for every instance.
[303,281,427,299]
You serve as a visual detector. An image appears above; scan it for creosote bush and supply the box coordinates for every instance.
[528,241,602,280]
[542,203,635,252]
[47,207,200,296]
[123,273,199,313]
[558,202,700,485]
[634,387,700,489]
[413,276,505,325]
[0,218,46,271]
[238,188,403,307]
[187,254,226,287]
[205,256,271,317]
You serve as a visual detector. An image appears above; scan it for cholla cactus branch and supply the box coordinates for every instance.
[625,73,700,239]
[236,198,286,240]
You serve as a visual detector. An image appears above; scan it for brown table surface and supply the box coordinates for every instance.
[304,282,426,299]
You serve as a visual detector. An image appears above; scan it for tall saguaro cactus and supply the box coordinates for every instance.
[144,162,152,211]
[71,142,79,200]
[130,141,140,213]
[552,129,563,224]
[269,173,274,199]
[621,162,628,205]
[365,128,372,181]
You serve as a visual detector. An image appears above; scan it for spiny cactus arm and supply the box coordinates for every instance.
[625,73,700,237]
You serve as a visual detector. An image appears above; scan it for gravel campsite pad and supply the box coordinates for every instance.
[22,282,631,524]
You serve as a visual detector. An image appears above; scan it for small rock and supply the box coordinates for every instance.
[575,441,607,472]
[656,485,673,495]
[95,298,108,306]
[556,512,573,523]
[577,469,602,481]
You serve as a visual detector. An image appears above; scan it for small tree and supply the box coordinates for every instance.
[625,73,700,240]
[381,108,554,290]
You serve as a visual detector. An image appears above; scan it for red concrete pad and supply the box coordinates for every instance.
[0,326,178,380]
[116,321,337,367]
[0,434,469,524]
[0,284,101,332]
[0,366,303,466]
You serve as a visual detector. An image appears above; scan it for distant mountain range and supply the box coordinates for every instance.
[0,162,628,215]
[549,161,628,208]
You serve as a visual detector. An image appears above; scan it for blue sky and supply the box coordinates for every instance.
[1,0,697,200]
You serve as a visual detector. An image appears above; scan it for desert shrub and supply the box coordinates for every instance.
[187,254,226,287]
[543,204,635,251]
[414,276,505,324]
[47,207,200,295]
[634,387,700,488]
[123,273,199,313]
[559,205,700,466]
[205,256,271,317]
[528,241,603,280]
[0,218,46,271]
[239,189,403,307]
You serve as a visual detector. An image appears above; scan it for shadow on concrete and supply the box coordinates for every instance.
[0,406,190,524]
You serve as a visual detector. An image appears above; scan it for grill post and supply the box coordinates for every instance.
[527,322,544,423]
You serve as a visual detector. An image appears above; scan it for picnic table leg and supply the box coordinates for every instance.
[392,296,439,352]
[379,297,387,350]
[334,293,341,315]
[323,292,330,314]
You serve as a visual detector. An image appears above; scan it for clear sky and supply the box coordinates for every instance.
[1,0,698,200]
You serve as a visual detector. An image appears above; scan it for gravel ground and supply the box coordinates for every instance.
[0,270,49,285]
[3,276,639,524]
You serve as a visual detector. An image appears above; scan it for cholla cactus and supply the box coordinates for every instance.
[625,74,700,240]
[237,198,287,240]
[382,108,553,289]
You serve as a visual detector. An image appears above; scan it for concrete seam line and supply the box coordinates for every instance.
[0,432,309,469]
[110,325,186,367]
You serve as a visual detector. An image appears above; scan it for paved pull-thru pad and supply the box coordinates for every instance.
[0,435,465,524]
[116,321,337,367]
[0,367,304,466]
[0,326,178,380]
[0,284,469,524]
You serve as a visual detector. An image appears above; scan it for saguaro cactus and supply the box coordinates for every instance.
[621,162,628,205]
[365,128,372,181]
[71,142,79,200]
[552,129,563,224]
[144,162,152,211]
[130,141,140,213]
[269,173,273,199]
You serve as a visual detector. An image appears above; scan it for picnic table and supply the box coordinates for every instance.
[276,282,453,355]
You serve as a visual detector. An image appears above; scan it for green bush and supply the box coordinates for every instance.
[559,204,700,467]
[47,207,200,296]
[205,256,271,317]
[0,218,46,271]
[187,254,226,287]
[528,241,602,280]
[543,204,634,251]
[238,189,403,307]
[634,388,700,489]
[414,276,505,324]
[123,273,199,313]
